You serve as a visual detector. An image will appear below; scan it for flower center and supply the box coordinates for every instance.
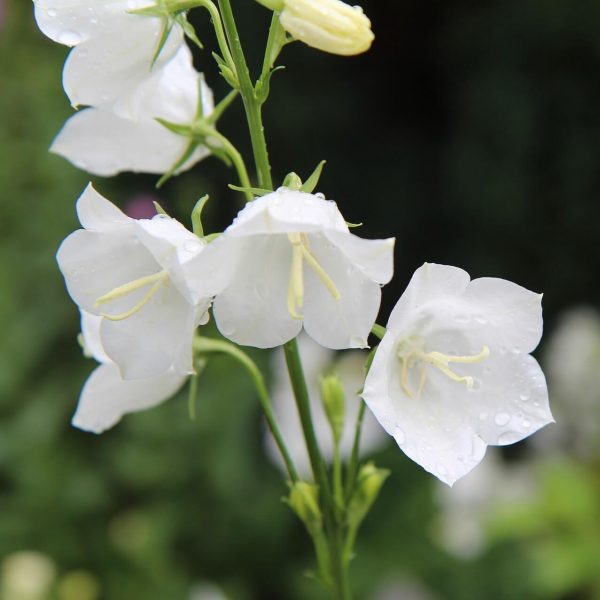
[397,337,490,398]
[286,233,341,320]
[94,270,169,321]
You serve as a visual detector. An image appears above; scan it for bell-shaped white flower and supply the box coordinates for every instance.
[51,46,213,176]
[265,333,388,477]
[185,188,395,349]
[57,183,210,380]
[362,262,554,486]
[73,311,187,433]
[33,0,185,116]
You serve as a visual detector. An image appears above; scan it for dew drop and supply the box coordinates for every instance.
[275,186,287,193]
[46,8,57,17]
[494,412,510,426]
[522,419,531,429]
[474,315,487,324]
[315,192,326,200]
[519,392,530,402]
[512,345,521,354]
[57,29,81,45]
[183,239,202,253]
[497,431,520,445]
[395,427,406,445]
[218,321,236,337]
[350,336,366,348]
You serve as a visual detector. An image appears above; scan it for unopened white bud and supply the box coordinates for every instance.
[280,0,374,56]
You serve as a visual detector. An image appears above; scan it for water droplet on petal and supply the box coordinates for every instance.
[315,192,325,200]
[275,186,287,193]
[350,336,367,348]
[183,239,203,253]
[46,8,57,17]
[219,321,236,337]
[519,392,530,402]
[395,427,406,445]
[494,412,510,426]
[522,419,531,429]
[57,29,81,45]
[497,431,520,445]
[436,463,448,477]
[474,315,487,324]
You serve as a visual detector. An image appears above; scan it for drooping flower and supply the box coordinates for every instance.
[51,45,213,176]
[57,184,209,379]
[265,333,387,477]
[185,188,395,349]
[362,262,554,486]
[257,0,374,56]
[33,0,185,116]
[73,311,186,433]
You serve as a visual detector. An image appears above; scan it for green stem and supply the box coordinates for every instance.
[194,337,298,483]
[345,400,366,501]
[218,0,273,189]
[207,128,253,201]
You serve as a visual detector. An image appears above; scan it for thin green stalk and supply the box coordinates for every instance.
[345,400,366,501]
[283,340,332,502]
[206,128,253,201]
[217,0,273,189]
[194,337,298,483]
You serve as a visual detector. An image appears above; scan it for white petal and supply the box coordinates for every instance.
[100,283,196,379]
[62,16,183,117]
[180,235,242,302]
[387,263,470,333]
[56,229,157,314]
[50,107,208,176]
[80,311,110,363]
[75,183,131,231]
[212,236,303,348]
[464,277,543,353]
[33,0,152,46]
[302,235,382,349]
[461,352,553,447]
[72,363,186,434]
[323,229,395,284]
[134,216,205,302]
[226,190,348,237]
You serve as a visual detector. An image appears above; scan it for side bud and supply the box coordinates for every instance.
[287,482,322,533]
[320,374,346,444]
[280,0,374,56]
[347,462,389,529]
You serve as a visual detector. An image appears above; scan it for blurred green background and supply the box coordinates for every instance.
[1,0,599,598]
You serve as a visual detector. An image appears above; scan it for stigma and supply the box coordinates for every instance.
[397,337,490,398]
[94,270,169,321]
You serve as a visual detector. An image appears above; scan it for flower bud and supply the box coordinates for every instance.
[287,482,322,532]
[347,462,389,528]
[280,0,374,56]
[320,374,346,444]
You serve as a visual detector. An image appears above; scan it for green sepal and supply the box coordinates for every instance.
[191,195,210,237]
[156,138,198,188]
[345,221,363,228]
[282,172,302,191]
[301,160,327,193]
[176,13,204,50]
[152,201,170,216]
[155,117,192,137]
[150,21,174,68]
[213,52,239,89]
[228,184,272,197]
[255,65,285,105]
[207,90,239,125]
